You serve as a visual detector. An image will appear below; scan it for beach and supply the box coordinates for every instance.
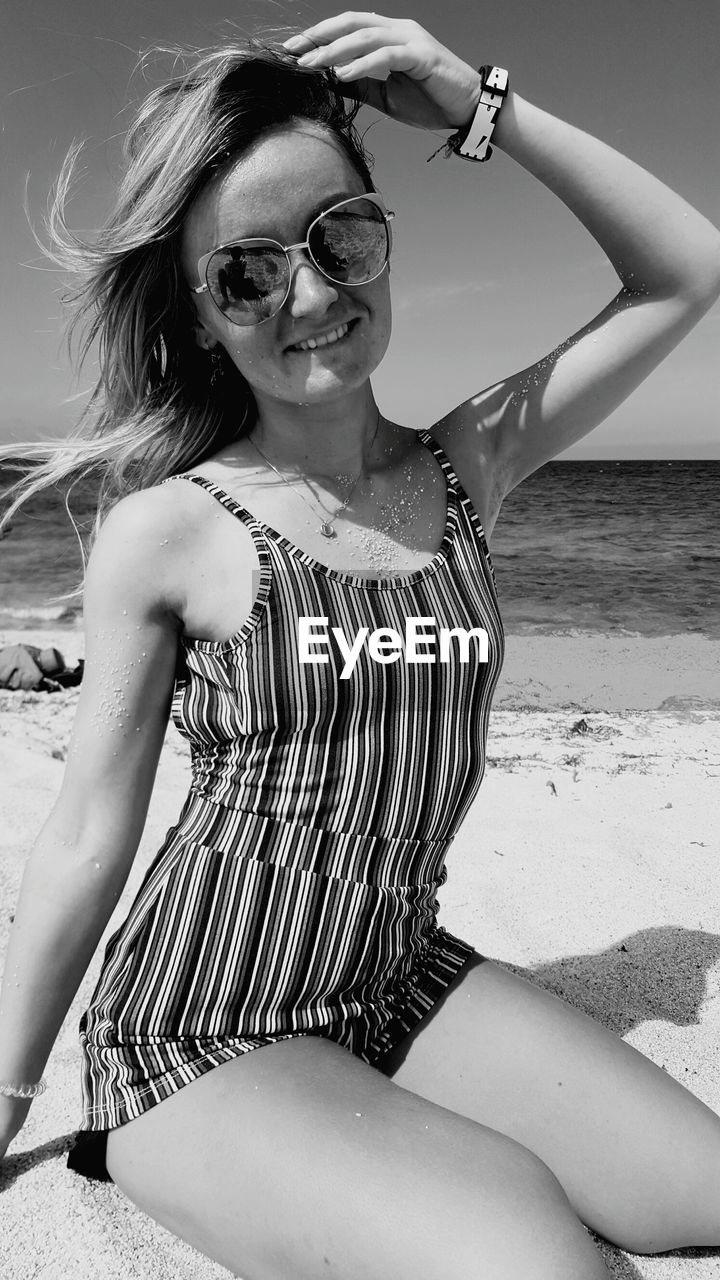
[1,625,719,1279]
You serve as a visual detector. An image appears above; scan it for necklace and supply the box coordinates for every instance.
[247,409,381,539]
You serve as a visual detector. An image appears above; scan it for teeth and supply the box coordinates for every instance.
[294,322,350,351]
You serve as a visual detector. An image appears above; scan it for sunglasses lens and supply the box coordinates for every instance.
[205,245,289,325]
[310,198,389,284]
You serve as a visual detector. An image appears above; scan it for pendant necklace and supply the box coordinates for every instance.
[247,409,381,539]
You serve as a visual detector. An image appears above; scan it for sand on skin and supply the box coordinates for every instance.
[0,626,718,1279]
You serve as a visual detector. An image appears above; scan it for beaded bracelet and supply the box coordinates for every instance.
[0,1077,47,1099]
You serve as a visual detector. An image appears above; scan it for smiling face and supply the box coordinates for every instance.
[181,121,392,413]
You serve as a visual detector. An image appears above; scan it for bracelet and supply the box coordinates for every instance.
[0,1077,47,1099]
[427,65,509,163]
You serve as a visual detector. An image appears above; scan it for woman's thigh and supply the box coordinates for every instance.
[106,1036,609,1280]
[379,955,720,1254]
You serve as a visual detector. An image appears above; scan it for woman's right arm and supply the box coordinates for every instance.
[0,489,183,1157]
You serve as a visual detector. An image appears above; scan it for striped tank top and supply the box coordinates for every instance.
[75,431,504,1132]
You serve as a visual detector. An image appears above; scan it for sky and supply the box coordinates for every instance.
[1,0,719,458]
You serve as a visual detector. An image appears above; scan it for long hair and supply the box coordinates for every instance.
[0,39,376,600]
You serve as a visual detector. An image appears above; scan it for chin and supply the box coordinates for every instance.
[300,360,381,397]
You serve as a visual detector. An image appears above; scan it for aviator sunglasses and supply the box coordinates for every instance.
[193,193,395,326]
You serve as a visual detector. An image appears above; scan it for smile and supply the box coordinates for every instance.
[288,320,355,352]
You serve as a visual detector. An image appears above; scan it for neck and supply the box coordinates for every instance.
[249,388,383,480]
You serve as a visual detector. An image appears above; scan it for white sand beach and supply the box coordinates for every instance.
[1,626,718,1278]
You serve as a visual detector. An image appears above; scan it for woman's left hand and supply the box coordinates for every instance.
[283,12,482,132]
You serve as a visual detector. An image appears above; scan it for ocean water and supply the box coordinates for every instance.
[491,459,720,637]
[1,459,718,637]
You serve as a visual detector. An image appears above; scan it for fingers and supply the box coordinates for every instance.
[283,12,395,54]
[296,40,405,82]
[290,26,401,69]
[290,29,418,86]
[332,50,402,82]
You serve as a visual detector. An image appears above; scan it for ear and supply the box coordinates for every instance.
[192,313,217,352]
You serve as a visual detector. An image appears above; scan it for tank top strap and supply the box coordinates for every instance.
[161,472,261,530]
[418,431,497,589]
[418,431,483,529]
[161,471,282,594]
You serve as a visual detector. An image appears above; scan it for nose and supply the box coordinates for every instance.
[285,246,340,317]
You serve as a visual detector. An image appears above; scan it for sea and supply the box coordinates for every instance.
[0,459,718,638]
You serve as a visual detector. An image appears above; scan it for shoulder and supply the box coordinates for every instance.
[97,471,243,550]
[86,482,199,628]
[93,482,192,564]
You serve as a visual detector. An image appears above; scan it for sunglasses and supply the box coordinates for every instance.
[193,193,395,327]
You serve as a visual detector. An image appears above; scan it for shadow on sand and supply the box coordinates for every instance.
[0,1131,76,1190]
[506,923,720,1038]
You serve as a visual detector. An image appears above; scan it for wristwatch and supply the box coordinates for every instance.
[453,65,510,162]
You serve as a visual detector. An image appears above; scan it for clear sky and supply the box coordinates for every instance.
[2,0,719,457]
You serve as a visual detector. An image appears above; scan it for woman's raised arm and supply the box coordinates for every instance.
[281,12,720,505]
[0,489,182,1157]
[454,88,720,495]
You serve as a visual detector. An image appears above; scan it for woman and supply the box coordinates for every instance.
[1,13,719,1279]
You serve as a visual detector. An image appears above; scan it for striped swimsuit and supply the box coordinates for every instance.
[67,431,504,1180]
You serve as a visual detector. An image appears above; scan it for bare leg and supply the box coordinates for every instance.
[379,956,720,1254]
[106,1036,610,1280]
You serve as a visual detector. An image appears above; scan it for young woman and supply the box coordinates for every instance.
[1,13,719,1279]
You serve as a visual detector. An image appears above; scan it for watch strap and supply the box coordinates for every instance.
[426,65,509,164]
[454,65,509,162]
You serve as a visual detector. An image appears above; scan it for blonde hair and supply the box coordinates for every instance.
[0,38,375,603]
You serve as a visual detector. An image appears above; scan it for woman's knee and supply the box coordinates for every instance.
[454,1151,611,1280]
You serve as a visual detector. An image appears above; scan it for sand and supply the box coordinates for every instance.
[0,626,718,1279]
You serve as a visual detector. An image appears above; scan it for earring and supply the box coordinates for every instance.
[209,348,224,387]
